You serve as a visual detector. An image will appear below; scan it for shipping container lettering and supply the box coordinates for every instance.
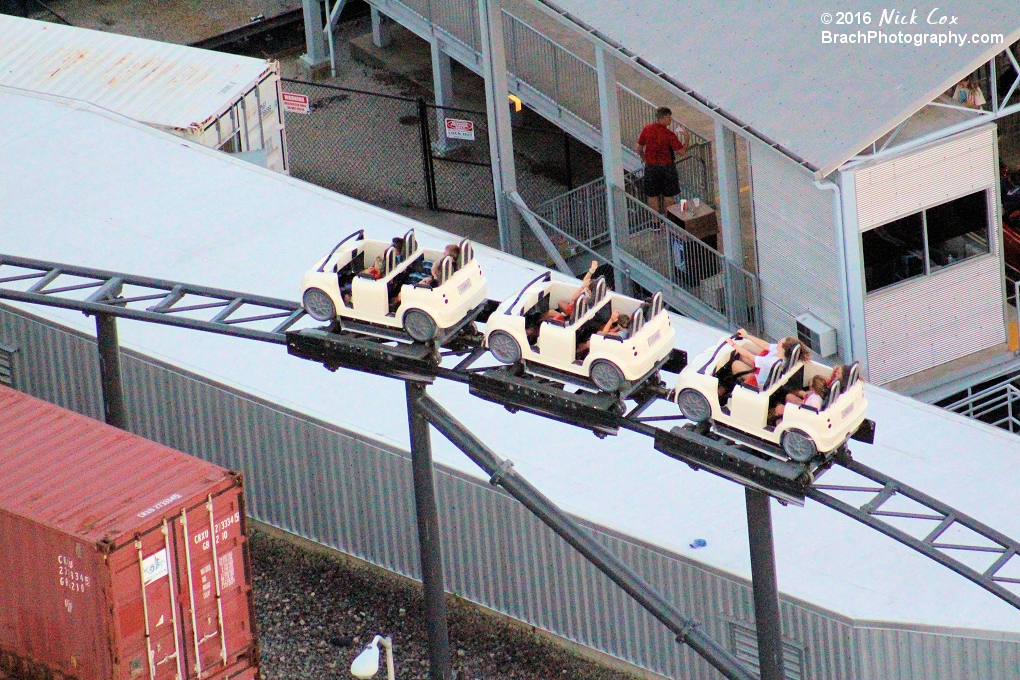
[57,555,91,593]
[137,492,183,518]
[192,511,241,549]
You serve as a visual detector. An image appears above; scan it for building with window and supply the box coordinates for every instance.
[329,0,1020,397]
[0,14,289,173]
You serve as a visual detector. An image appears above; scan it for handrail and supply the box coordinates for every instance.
[504,271,552,316]
[317,229,365,272]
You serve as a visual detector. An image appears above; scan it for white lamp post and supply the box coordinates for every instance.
[350,635,395,680]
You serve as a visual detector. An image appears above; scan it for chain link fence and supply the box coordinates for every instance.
[422,102,495,217]
[282,79,431,210]
[282,79,605,221]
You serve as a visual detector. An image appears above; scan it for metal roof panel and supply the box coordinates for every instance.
[0,15,272,131]
[544,0,1020,175]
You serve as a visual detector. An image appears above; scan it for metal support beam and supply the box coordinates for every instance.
[715,121,746,327]
[477,0,521,256]
[371,6,392,47]
[745,488,785,680]
[595,45,630,294]
[405,382,453,680]
[301,0,329,68]
[715,122,744,268]
[430,36,454,154]
[95,313,127,429]
[415,393,756,680]
[835,171,869,374]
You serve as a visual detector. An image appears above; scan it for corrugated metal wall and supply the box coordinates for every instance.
[749,141,846,358]
[3,304,1020,679]
[852,125,1005,385]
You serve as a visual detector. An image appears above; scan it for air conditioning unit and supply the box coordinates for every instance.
[795,312,837,358]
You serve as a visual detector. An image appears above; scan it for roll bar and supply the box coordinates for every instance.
[317,230,365,272]
[504,271,552,315]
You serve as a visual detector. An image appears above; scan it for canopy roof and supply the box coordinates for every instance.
[543,0,1020,176]
[0,15,271,132]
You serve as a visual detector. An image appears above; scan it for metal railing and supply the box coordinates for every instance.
[400,0,481,50]
[943,373,1020,433]
[620,191,759,331]
[531,178,609,250]
[502,11,600,129]
[509,192,612,275]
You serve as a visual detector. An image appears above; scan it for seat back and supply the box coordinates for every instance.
[824,379,843,410]
[457,239,474,269]
[630,307,645,335]
[570,294,590,325]
[846,361,861,387]
[785,343,801,369]
[403,229,418,259]
[761,360,785,391]
[591,277,607,305]
[650,291,664,317]
[381,246,399,276]
[436,256,455,286]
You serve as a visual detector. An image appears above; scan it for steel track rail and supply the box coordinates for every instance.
[0,254,303,344]
[807,458,1020,610]
[5,253,1020,616]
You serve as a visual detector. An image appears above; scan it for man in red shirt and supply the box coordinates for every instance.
[636,107,689,213]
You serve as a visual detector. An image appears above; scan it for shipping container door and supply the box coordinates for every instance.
[112,521,187,680]
[174,488,254,677]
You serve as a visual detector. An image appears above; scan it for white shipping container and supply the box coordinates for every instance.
[0,14,289,173]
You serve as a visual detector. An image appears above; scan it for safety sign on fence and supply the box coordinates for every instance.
[444,118,475,141]
[282,92,310,115]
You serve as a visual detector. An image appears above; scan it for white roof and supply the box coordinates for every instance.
[543,0,1020,176]
[0,15,272,132]
[3,88,1020,635]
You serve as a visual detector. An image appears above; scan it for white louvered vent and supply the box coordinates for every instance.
[865,256,1005,384]
[0,344,16,388]
[729,621,806,680]
[855,125,996,231]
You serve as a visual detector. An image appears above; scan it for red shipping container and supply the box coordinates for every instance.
[0,385,259,680]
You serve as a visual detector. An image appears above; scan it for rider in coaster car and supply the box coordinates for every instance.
[540,261,600,323]
[414,244,461,288]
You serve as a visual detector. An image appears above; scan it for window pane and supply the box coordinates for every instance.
[863,213,925,293]
[926,190,989,271]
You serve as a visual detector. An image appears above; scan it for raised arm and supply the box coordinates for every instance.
[737,329,770,353]
[725,337,760,365]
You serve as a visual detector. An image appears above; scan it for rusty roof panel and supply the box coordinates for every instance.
[0,15,272,131]
[0,384,233,545]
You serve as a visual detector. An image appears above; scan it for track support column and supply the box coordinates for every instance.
[745,488,785,680]
[300,0,329,69]
[595,45,630,295]
[406,381,453,680]
[477,0,521,256]
[95,313,127,429]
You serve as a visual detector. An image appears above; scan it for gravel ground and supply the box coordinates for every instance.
[251,528,644,680]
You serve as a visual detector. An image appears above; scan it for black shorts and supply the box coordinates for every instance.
[644,163,680,198]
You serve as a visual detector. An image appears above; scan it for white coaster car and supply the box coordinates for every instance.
[301,230,488,342]
[673,335,868,462]
[484,272,675,394]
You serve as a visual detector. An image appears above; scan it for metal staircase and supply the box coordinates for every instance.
[363,0,761,331]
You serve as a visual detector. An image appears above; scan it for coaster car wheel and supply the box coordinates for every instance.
[303,288,336,322]
[677,388,712,424]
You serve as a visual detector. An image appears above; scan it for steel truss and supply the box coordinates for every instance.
[809,458,1020,611]
[5,254,1020,677]
[0,255,304,344]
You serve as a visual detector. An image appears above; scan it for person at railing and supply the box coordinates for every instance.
[637,107,690,214]
[951,76,986,110]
